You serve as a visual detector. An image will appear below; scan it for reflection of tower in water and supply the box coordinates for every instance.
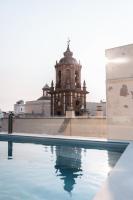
[55,146,82,194]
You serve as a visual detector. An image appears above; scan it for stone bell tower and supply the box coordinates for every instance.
[50,41,89,116]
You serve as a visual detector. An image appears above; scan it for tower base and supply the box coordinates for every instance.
[66,110,75,118]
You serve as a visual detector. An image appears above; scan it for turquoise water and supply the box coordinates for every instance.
[0,141,122,200]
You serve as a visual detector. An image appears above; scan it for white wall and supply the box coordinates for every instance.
[1,117,107,138]
[25,100,51,117]
[14,102,25,114]
[106,44,133,140]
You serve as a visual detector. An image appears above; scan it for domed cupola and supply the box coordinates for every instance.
[59,43,78,65]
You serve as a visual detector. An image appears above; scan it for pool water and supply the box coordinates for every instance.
[0,140,122,200]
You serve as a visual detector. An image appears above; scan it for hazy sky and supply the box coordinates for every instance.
[1,0,133,111]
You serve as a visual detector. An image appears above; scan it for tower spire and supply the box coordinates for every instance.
[67,38,70,50]
[64,38,73,57]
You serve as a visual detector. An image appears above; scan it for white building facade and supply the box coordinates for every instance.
[14,100,25,115]
[24,84,51,117]
[106,44,133,140]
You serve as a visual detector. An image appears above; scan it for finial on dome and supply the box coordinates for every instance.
[67,38,70,50]
[63,38,73,58]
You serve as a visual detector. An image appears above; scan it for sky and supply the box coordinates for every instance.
[0,0,133,111]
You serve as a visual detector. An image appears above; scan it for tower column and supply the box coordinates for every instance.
[83,80,87,111]
[70,92,73,109]
[51,94,53,116]
[50,81,54,116]
[63,92,66,115]
[84,93,86,110]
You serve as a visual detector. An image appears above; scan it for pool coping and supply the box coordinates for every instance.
[0,131,130,142]
[93,141,133,200]
[0,132,132,200]
[0,132,128,149]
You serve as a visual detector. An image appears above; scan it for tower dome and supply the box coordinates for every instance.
[59,44,78,65]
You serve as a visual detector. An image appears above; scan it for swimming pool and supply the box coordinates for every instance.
[0,135,127,200]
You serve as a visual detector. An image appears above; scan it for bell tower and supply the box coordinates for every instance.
[50,41,89,116]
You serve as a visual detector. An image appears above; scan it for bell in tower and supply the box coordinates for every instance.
[50,41,89,116]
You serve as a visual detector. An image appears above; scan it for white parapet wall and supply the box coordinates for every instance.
[1,117,107,138]
[64,117,107,138]
[106,44,133,140]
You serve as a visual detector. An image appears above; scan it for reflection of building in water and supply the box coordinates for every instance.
[55,146,82,193]
[8,141,13,159]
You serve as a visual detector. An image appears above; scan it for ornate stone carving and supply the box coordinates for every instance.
[120,85,129,97]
